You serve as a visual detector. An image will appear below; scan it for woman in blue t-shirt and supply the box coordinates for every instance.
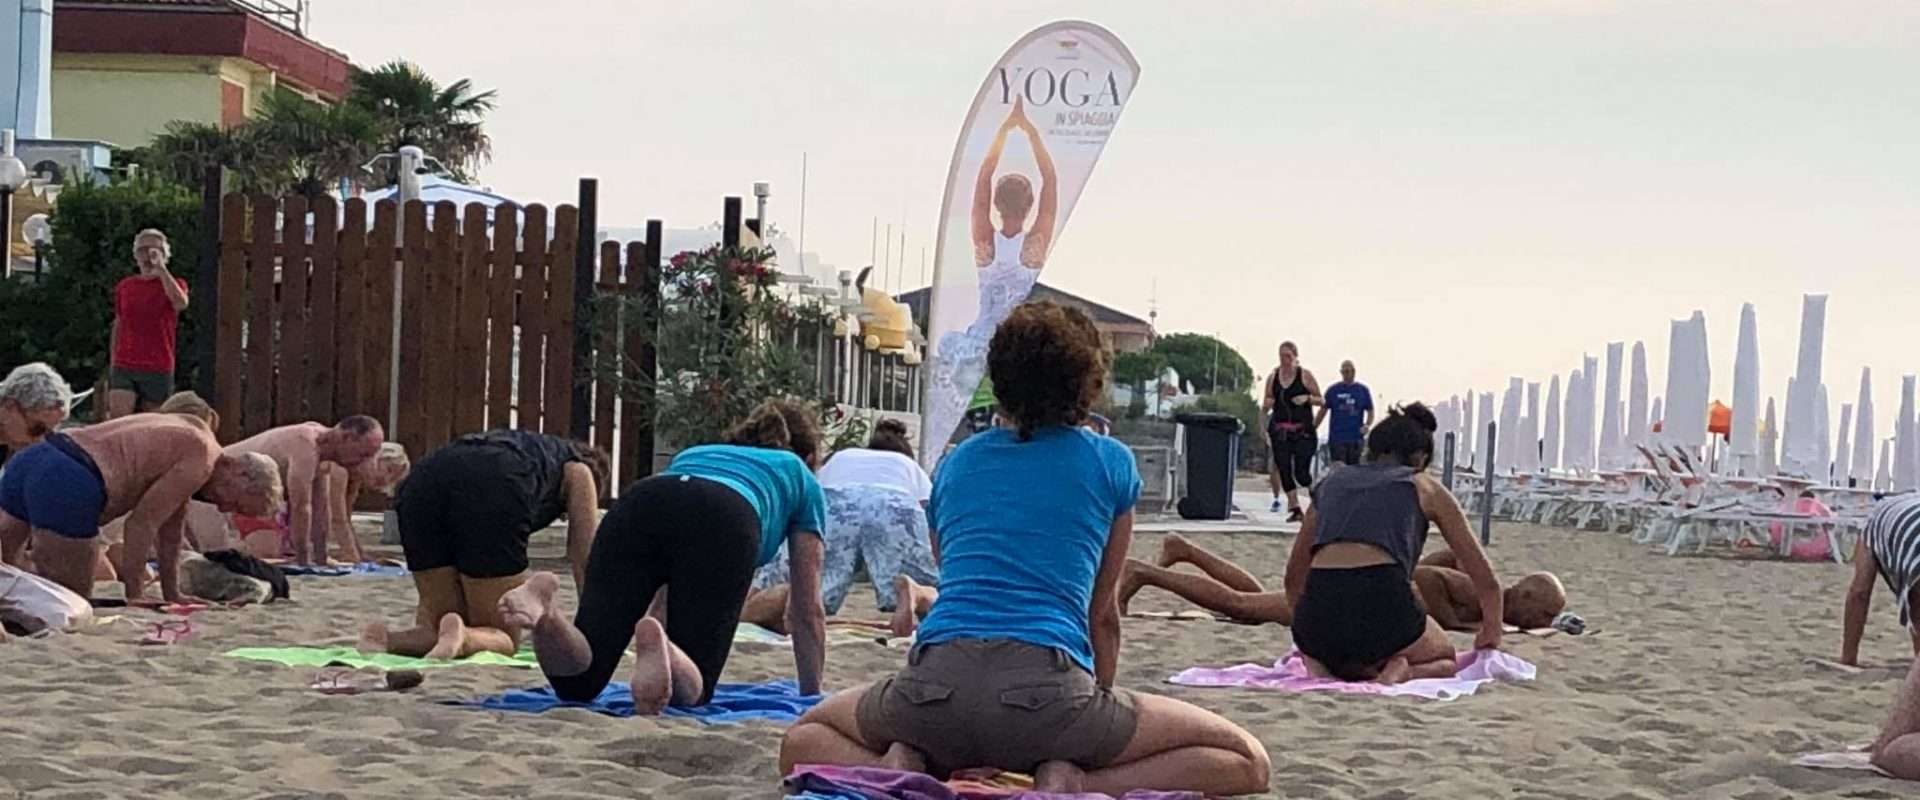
[781,303,1271,797]
[498,400,830,714]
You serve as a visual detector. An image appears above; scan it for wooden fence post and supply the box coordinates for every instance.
[571,178,597,443]
[195,167,223,403]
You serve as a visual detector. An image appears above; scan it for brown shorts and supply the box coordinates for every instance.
[854,638,1139,776]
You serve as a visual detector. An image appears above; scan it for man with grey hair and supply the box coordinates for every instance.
[0,414,281,601]
[0,363,72,458]
[107,229,190,418]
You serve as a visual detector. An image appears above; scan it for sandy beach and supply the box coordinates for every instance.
[2,512,1913,800]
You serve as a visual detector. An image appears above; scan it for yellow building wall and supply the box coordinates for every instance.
[50,53,270,147]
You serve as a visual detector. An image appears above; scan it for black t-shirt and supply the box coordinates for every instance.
[453,430,581,530]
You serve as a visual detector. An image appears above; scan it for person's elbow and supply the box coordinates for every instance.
[1090,597,1123,632]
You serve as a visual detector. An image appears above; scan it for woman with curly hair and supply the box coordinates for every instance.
[499,399,829,714]
[781,302,1271,797]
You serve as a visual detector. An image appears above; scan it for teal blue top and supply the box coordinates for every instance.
[665,444,827,567]
[915,426,1142,672]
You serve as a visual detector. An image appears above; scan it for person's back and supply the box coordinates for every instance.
[667,443,825,565]
[817,447,930,500]
[1307,462,1427,576]
[916,425,1139,670]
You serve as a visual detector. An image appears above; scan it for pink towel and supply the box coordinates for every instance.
[1167,648,1536,701]
[784,765,1201,800]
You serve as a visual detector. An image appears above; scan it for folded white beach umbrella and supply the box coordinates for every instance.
[1876,440,1894,493]
[1854,369,1876,485]
[1523,382,1541,472]
[1478,392,1496,470]
[1598,343,1625,469]
[1897,377,1918,492]
[1730,303,1762,474]
[1783,295,1828,477]
[1543,375,1562,470]
[1662,314,1711,451]
[1760,398,1779,477]
[1628,342,1650,449]
[1835,404,1853,487]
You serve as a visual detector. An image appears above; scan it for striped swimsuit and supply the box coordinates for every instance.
[1866,494,1920,629]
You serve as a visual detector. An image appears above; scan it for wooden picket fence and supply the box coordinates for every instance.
[209,193,659,487]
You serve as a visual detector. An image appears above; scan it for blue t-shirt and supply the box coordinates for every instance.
[1325,381,1374,444]
[915,426,1142,673]
[664,444,828,567]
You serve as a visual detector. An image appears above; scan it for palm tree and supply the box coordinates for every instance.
[250,91,382,199]
[135,120,274,192]
[347,60,498,183]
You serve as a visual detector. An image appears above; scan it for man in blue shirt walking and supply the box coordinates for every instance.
[1317,360,1374,467]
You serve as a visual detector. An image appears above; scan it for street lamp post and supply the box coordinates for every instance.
[22,213,51,281]
[0,130,30,281]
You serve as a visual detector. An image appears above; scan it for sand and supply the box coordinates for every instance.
[2,515,1914,799]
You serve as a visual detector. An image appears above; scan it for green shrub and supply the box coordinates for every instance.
[0,177,204,414]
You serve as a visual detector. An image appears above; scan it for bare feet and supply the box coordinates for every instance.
[882,742,928,773]
[890,576,921,639]
[357,622,391,654]
[1156,533,1193,568]
[424,613,467,660]
[1376,656,1411,685]
[630,617,674,716]
[498,571,561,631]
[1034,760,1087,793]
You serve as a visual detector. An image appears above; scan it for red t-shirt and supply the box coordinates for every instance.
[111,274,189,373]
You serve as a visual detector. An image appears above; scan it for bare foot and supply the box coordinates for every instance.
[357,622,391,654]
[630,617,675,715]
[889,576,920,639]
[882,742,928,773]
[1034,760,1086,793]
[1376,656,1411,685]
[424,613,467,660]
[1156,533,1192,568]
[498,571,561,630]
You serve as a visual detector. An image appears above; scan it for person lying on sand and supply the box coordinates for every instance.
[780,303,1271,797]
[0,414,281,601]
[740,418,939,639]
[1840,493,1920,666]
[1117,536,1563,633]
[361,430,604,660]
[498,399,828,714]
[1412,549,1566,632]
[224,417,384,566]
[1282,403,1504,684]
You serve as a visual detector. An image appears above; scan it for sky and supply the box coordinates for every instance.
[311,1,1920,452]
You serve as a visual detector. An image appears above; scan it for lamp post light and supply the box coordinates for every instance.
[22,213,51,282]
[0,130,29,281]
[752,181,770,246]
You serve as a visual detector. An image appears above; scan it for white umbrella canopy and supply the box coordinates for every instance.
[1898,376,1919,492]
[1599,342,1626,469]
[1783,295,1829,477]
[1835,404,1853,487]
[1730,303,1762,473]
[1760,398,1779,476]
[1628,342,1650,449]
[1853,368,1876,484]
[1543,375,1563,470]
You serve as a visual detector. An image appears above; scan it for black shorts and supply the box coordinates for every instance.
[395,443,543,578]
[1291,564,1427,681]
[1328,441,1363,466]
[109,367,174,409]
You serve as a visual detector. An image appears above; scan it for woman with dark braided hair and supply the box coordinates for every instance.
[498,399,829,715]
[782,302,1270,797]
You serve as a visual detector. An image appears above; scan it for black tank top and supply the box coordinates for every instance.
[456,430,580,529]
[1270,369,1313,428]
[1307,463,1428,576]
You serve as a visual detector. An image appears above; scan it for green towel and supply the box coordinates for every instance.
[223,645,539,670]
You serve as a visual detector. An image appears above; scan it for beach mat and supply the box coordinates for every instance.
[736,622,902,648]
[1793,745,1892,777]
[224,645,538,670]
[277,562,408,577]
[785,764,1201,799]
[449,678,820,724]
[1168,648,1536,701]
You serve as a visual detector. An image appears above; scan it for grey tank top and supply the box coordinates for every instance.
[1308,463,1428,576]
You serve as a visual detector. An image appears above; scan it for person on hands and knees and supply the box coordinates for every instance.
[224,416,384,566]
[1839,493,1920,667]
[781,302,1271,797]
[498,399,831,714]
[0,364,71,463]
[361,430,605,660]
[0,414,280,601]
[1283,403,1504,684]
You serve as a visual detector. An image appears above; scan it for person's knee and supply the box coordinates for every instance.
[1233,731,1273,792]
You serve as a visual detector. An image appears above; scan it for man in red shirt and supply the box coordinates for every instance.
[108,229,190,418]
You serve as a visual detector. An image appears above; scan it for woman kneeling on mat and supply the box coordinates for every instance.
[1283,402,1504,683]
[360,430,606,660]
[498,399,830,712]
[780,302,1271,797]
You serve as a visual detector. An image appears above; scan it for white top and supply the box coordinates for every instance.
[817,448,933,501]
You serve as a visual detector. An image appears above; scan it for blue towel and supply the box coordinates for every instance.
[448,679,822,725]
[280,562,409,577]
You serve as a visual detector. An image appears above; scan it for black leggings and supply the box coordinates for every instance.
[1291,564,1428,681]
[1270,431,1317,495]
[547,474,761,704]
